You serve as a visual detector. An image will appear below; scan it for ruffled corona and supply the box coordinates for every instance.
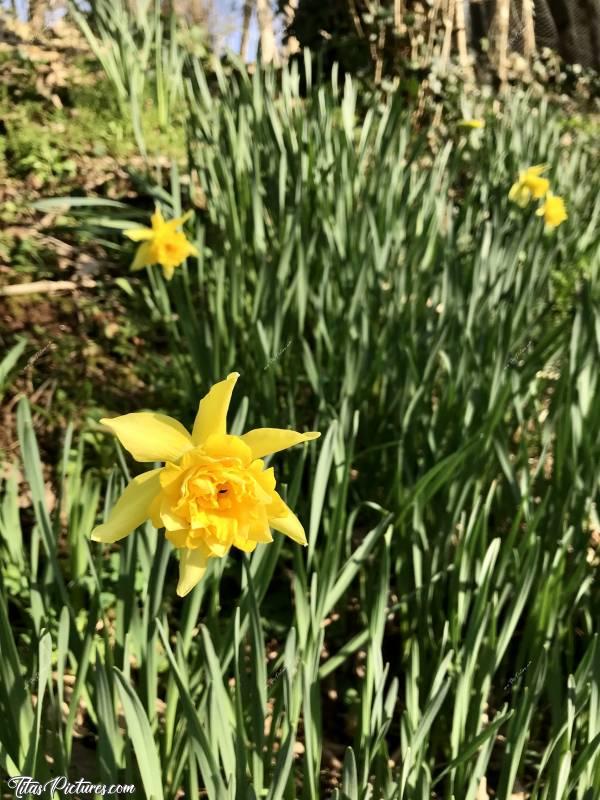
[91,373,320,596]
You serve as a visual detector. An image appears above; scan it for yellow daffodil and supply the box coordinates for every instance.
[536,191,567,231]
[123,208,199,280]
[91,373,320,596]
[508,164,550,208]
[459,119,485,129]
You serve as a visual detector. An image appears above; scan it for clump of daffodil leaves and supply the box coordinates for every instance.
[124,207,199,280]
[91,373,320,596]
[508,164,568,231]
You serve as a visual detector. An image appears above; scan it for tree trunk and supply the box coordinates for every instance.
[240,0,254,60]
[256,0,280,65]
[489,0,514,87]
[374,22,386,84]
[441,0,457,68]
[455,0,474,76]
[394,0,403,32]
[28,0,47,30]
[189,0,211,25]
[521,0,535,57]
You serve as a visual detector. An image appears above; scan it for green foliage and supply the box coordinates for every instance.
[0,86,179,186]
[69,0,208,156]
[1,49,600,800]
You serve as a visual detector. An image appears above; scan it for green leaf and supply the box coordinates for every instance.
[114,668,165,800]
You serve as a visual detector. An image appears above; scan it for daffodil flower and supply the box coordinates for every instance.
[459,119,485,129]
[508,164,550,208]
[536,191,567,231]
[91,373,320,596]
[123,208,199,280]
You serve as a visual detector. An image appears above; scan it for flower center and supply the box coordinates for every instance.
[151,435,281,558]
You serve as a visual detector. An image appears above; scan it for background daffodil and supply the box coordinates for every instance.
[91,373,320,597]
[459,118,485,129]
[536,191,567,231]
[123,208,199,280]
[508,164,550,207]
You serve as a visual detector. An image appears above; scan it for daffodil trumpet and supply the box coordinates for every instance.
[91,373,320,597]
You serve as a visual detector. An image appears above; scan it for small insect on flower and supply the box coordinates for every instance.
[508,164,550,208]
[459,119,485,129]
[123,207,199,280]
[91,373,320,597]
[536,191,568,231]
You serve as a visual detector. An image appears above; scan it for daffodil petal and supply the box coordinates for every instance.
[240,428,321,460]
[191,372,240,445]
[251,525,274,544]
[269,499,308,545]
[165,210,194,230]
[101,413,193,463]
[530,178,549,199]
[177,548,208,597]
[149,493,162,528]
[91,468,162,543]
[202,433,253,464]
[205,539,229,557]
[166,529,189,548]
[131,242,154,271]
[123,227,154,242]
[159,506,188,531]
[233,536,258,553]
[151,208,165,229]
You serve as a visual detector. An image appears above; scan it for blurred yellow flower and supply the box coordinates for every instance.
[536,191,567,231]
[91,373,320,597]
[508,164,550,208]
[459,119,485,129]
[123,208,199,280]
